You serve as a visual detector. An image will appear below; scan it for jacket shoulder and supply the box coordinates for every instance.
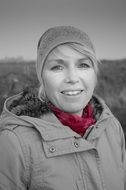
[105,114,125,149]
[0,123,46,187]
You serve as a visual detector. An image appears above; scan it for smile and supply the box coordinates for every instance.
[61,90,83,96]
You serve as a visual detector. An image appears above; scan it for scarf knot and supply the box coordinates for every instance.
[50,104,96,136]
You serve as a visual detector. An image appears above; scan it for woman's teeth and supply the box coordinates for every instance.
[62,90,82,96]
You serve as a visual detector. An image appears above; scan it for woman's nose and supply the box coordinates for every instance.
[65,69,79,84]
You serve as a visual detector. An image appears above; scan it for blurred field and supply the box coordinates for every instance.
[0,58,126,136]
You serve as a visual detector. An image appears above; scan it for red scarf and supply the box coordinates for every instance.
[50,104,96,136]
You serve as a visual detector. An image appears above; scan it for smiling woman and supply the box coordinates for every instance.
[0,26,126,190]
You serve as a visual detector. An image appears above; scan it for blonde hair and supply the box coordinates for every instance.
[67,43,101,75]
[38,84,48,102]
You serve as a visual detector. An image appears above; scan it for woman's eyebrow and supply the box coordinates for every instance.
[79,57,90,61]
[78,57,93,64]
[47,59,65,65]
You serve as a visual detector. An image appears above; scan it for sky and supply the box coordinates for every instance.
[0,0,126,60]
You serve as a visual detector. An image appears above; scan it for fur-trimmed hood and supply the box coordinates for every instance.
[7,87,51,118]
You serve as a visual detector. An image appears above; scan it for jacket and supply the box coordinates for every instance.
[0,87,126,190]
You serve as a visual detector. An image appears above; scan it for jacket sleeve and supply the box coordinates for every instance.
[117,120,126,188]
[121,128,126,188]
[0,129,28,190]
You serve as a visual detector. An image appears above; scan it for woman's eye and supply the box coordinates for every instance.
[78,63,91,69]
[50,65,63,71]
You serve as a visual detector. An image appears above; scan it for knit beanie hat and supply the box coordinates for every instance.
[36,26,96,83]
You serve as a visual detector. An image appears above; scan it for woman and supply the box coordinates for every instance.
[0,26,125,190]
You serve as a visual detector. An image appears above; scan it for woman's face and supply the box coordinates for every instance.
[42,44,97,116]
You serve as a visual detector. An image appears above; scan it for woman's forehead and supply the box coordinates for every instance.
[47,44,88,61]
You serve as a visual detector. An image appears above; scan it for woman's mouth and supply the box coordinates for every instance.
[61,90,83,96]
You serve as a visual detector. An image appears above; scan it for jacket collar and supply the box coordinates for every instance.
[20,103,112,142]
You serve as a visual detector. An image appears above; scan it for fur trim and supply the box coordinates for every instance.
[9,87,51,117]
[8,87,103,119]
